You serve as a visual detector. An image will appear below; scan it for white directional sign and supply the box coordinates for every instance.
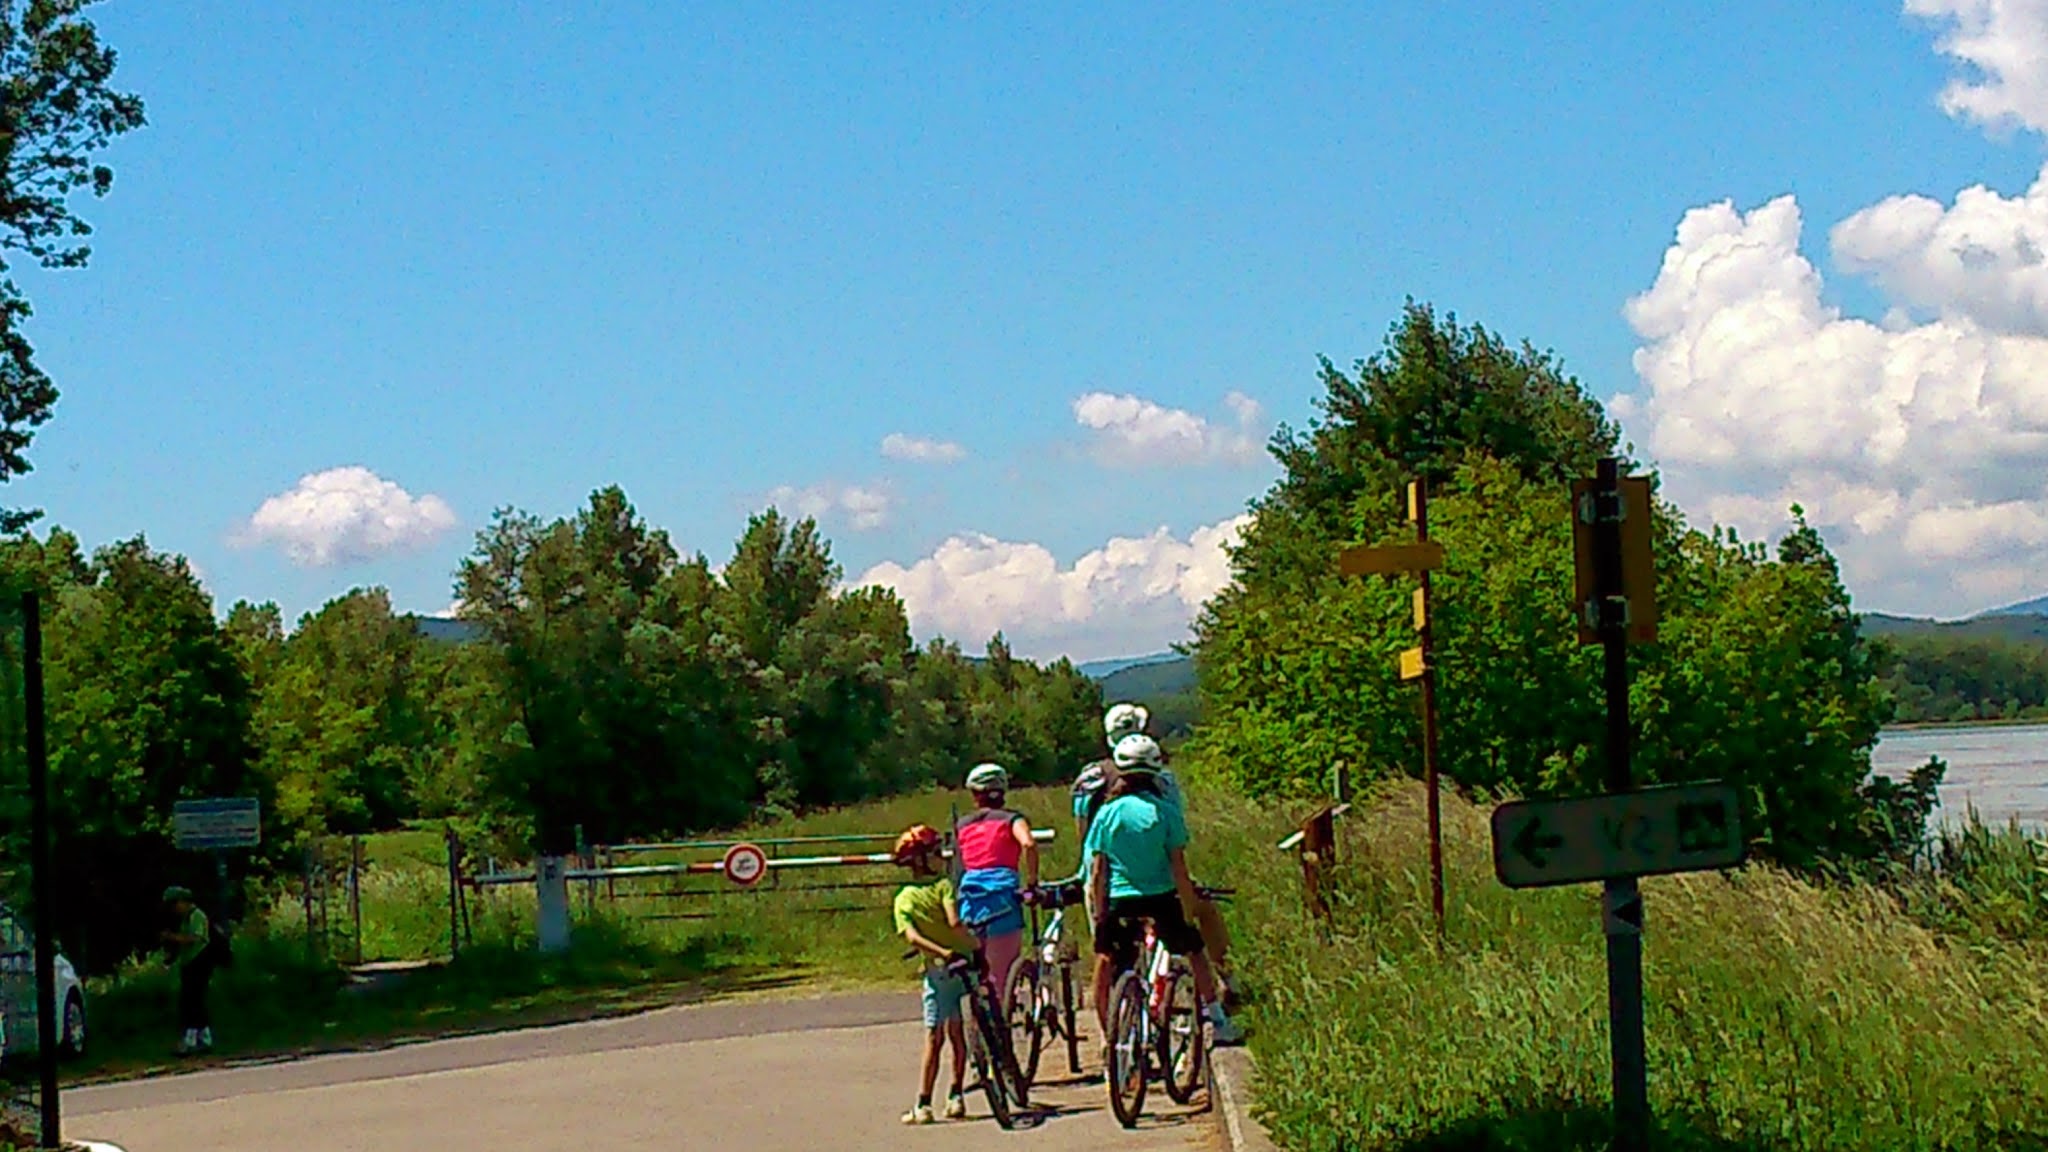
[1490,782,1743,889]
[173,797,262,851]
[722,842,768,887]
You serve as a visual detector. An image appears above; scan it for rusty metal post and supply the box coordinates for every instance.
[446,826,462,960]
[1412,481,1447,948]
[350,835,365,966]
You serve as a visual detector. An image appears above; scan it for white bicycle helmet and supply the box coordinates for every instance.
[1111,733,1165,773]
[965,762,1010,792]
[1103,702,1150,745]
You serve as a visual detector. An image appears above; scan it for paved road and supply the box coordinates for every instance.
[68,991,1216,1151]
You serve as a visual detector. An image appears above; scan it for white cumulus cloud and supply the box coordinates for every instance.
[1832,168,2048,333]
[1615,193,2048,615]
[1911,0,2048,135]
[1072,391,1266,467]
[857,514,1251,663]
[881,433,967,464]
[1607,5,2048,616]
[766,481,895,531]
[238,467,458,568]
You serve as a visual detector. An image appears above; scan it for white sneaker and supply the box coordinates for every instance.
[1209,1008,1245,1046]
[943,1093,966,1119]
[901,1104,936,1125]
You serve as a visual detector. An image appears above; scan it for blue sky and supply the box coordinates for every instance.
[12,1,2048,659]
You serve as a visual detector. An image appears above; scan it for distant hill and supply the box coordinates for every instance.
[413,615,482,643]
[1859,611,2048,644]
[1077,652,1181,679]
[1099,655,1196,700]
[1986,594,2048,618]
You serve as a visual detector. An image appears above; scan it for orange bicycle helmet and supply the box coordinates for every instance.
[892,824,942,864]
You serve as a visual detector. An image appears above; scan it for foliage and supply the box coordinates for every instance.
[0,491,1098,974]
[0,532,262,971]
[1872,631,2048,724]
[1182,774,2048,1151]
[0,0,146,525]
[1191,303,1901,868]
[453,490,1100,853]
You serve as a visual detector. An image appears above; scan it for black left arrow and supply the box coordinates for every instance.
[1513,814,1565,869]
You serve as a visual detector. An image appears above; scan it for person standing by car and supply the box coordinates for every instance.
[160,887,213,1055]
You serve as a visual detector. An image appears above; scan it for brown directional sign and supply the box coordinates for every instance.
[1571,475,1657,644]
[1338,540,1444,577]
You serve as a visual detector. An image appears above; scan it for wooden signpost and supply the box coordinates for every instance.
[1335,479,1447,944]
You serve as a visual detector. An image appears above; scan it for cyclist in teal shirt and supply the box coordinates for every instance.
[1072,706,1237,1001]
[1083,733,1242,1047]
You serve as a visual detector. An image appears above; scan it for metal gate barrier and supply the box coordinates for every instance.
[466,828,1058,920]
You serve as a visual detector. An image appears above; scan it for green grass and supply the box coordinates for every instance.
[75,787,1088,1078]
[1181,774,2048,1151]
[83,775,2048,1150]
[74,914,774,1081]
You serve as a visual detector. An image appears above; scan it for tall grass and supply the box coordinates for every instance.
[1892,810,2048,946]
[1184,779,2048,1150]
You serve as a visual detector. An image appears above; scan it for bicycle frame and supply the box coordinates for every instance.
[1033,902,1082,1075]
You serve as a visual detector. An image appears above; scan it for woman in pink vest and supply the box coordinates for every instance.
[953,762,1039,1008]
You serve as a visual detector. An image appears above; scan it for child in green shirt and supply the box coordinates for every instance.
[891,825,976,1124]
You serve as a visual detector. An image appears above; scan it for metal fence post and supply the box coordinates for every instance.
[24,592,59,1149]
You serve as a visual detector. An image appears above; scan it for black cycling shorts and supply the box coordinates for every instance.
[1094,892,1204,971]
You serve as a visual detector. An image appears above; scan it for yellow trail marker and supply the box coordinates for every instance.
[1398,645,1426,681]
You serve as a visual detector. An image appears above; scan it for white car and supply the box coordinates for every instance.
[0,901,86,1060]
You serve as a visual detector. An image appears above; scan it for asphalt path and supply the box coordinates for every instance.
[67,990,1216,1151]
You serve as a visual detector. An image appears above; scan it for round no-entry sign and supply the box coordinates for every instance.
[722,842,767,887]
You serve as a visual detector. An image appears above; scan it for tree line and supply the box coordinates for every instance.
[1872,633,2048,725]
[0,496,1102,972]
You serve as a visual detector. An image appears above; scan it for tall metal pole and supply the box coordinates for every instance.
[1591,458,1648,1151]
[1413,482,1447,947]
[25,591,60,1148]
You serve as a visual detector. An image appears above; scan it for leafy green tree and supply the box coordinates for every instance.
[1192,304,1900,867]
[251,589,443,837]
[0,532,258,970]
[0,1,146,526]
[457,488,758,851]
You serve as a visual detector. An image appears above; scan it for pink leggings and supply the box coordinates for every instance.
[982,930,1023,1009]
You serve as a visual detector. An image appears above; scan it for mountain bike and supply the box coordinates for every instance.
[1005,879,1085,1087]
[1104,884,1233,1128]
[903,945,1030,1129]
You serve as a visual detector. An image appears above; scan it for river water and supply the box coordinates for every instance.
[1873,724,2048,830]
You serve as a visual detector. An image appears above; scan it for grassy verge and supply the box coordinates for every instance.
[1183,776,2048,1150]
[74,786,1087,1078]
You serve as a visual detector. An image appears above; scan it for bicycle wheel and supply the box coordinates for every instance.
[1159,966,1207,1105]
[966,991,1015,1129]
[1005,954,1045,1087]
[1105,972,1149,1129]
